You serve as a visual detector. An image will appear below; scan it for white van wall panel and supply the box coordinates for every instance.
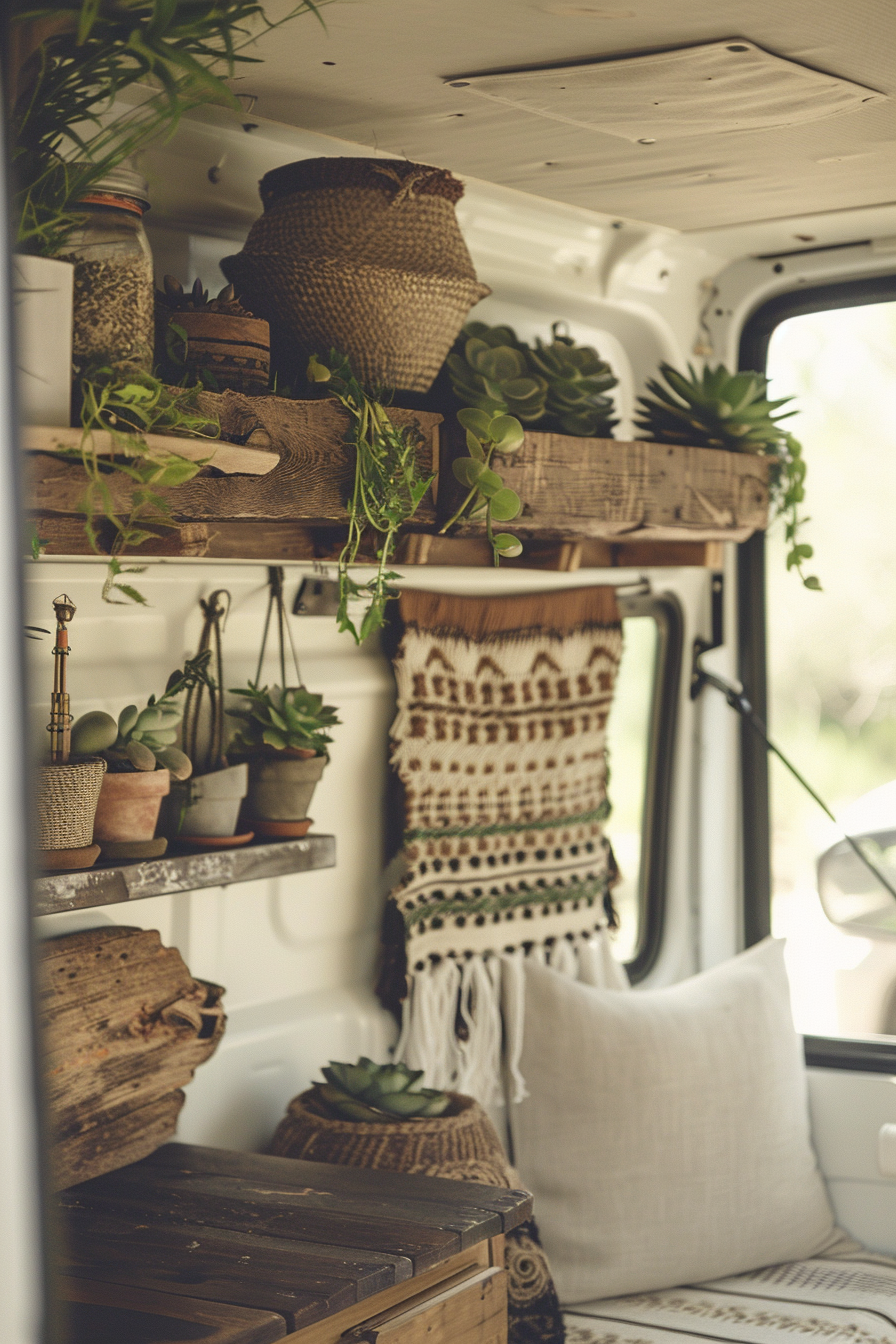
[808,1067,896,1254]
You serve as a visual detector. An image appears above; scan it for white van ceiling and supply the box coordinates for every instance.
[241,0,895,231]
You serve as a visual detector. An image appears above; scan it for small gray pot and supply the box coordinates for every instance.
[243,752,327,824]
[162,762,248,838]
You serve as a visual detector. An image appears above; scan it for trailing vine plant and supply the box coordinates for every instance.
[306,352,434,643]
[438,408,526,565]
[62,358,218,603]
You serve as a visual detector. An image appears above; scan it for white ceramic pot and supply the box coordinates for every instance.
[12,254,73,427]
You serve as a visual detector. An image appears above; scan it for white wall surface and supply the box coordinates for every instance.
[808,1067,896,1254]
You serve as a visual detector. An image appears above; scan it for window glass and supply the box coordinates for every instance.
[605,614,658,963]
[766,300,896,1037]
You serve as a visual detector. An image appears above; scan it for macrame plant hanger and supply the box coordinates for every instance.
[255,566,304,692]
[182,589,231,776]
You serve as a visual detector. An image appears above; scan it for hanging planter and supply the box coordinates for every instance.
[13,254,73,427]
[221,157,490,392]
[159,590,250,846]
[227,567,340,838]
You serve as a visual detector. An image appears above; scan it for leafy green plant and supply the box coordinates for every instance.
[439,408,525,565]
[62,358,218,603]
[527,323,618,437]
[10,0,324,256]
[311,1058,451,1122]
[634,362,819,589]
[306,352,434,643]
[227,683,340,757]
[446,320,618,437]
[70,650,212,774]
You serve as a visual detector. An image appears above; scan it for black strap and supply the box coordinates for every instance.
[694,666,896,905]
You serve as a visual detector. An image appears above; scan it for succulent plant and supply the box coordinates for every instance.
[70,652,212,776]
[446,323,549,423]
[634,362,795,452]
[227,683,340,757]
[156,276,255,315]
[528,323,618,437]
[635,362,819,590]
[312,1058,451,1122]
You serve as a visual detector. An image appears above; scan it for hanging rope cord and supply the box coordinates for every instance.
[255,566,305,691]
[182,589,231,776]
[696,667,896,904]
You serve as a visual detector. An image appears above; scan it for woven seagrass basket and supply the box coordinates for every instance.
[34,757,106,850]
[221,158,490,392]
[270,1089,511,1186]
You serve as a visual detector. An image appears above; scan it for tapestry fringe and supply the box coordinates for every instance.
[393,928,629,1108]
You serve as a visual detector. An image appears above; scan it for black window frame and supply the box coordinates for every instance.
[738,272,896,1071]
[618,590,684,984]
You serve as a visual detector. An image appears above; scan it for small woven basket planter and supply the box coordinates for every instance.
[222,157,490,392]
[271,1089,511,1187]
[173,311,270,395]
[34,757,106,850]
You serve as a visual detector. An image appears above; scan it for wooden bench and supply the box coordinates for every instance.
[56,1141,532,1343]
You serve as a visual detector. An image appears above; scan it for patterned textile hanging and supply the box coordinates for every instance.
[378,586,630,1110]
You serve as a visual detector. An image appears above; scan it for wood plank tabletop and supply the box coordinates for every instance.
[57,1143,533,1335]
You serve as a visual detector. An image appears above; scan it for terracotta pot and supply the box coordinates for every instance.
[170,310,270,394]
[92,769,170,843]
[238,751,327,825]
[160,762,248,839]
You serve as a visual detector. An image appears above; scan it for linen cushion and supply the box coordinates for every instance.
[511,938,844,1304]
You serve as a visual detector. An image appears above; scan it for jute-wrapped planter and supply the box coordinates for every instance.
[171,310,270,395]
[34,757,106,851]
[222,157,490,392]
[271,1089,511,1188]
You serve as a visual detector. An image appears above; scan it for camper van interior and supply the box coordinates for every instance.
[3,3,896,1342]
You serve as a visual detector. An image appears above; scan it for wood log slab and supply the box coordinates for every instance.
[39,928,226,1189]
[438,419,770,543]
[24,424,279,476]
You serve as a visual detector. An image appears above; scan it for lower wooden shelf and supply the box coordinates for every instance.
[34,834,336,916]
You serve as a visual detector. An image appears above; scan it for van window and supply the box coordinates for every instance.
[764,299,896,1040]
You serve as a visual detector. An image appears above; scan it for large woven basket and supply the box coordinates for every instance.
[34,757,106,850]
[222,158,490,392]
[270,1089,511,1187]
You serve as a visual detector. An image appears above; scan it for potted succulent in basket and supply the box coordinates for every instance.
[158,591,251,847]
[70,652,209,860]
[156,278,271,394]
[227,683,340,838]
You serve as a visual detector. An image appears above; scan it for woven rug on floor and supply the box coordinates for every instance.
[564,1254,896,1344]
[377,586,630,1113]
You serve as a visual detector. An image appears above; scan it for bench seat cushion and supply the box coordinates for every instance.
[565,1254,896,1344]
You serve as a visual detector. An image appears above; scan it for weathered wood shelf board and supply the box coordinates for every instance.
[34,834,336,916]
[439,423,770,544]
[26,391,441,553]
[58,1142,531,1341]
[26,396,764,570]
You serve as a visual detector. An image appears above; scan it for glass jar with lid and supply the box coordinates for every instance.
[60,163,154,371]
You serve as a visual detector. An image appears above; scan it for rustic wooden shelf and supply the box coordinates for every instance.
[26,392,764,569]
[34,834,336,917]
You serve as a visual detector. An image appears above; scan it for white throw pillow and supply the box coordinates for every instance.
[511,938,845,1304]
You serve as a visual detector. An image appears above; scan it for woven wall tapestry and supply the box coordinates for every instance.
[378,586,630,1110]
